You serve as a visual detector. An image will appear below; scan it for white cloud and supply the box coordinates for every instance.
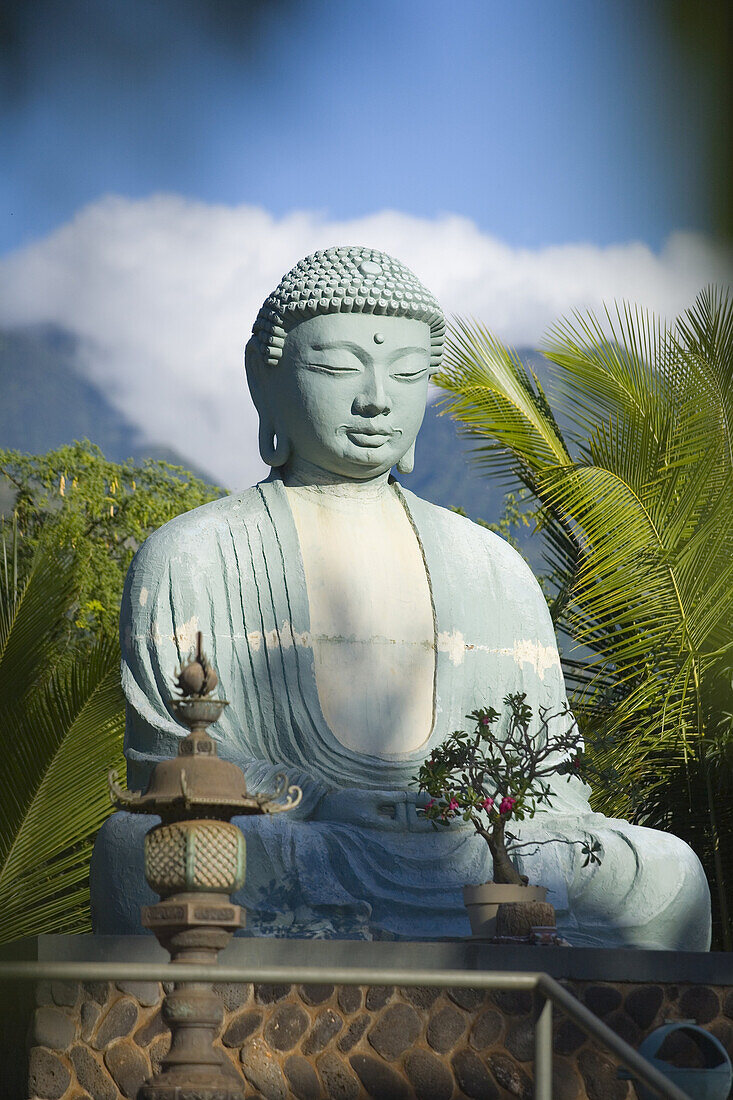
[0,194,730,488]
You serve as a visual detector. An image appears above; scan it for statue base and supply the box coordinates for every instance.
[20,935,733,1100]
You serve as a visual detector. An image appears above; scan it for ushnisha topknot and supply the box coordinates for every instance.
[252,245,446,372]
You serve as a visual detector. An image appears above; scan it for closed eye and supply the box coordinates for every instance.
[393,368,428,382]
[306,363,362,375]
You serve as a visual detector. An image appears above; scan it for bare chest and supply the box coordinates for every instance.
[284,485,435,756]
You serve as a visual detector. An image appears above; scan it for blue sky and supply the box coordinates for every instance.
[1,0,712,255]
[1,0,728,486]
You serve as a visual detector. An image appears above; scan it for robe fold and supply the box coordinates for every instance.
[91,478,711,947]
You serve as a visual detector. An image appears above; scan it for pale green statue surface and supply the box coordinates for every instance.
[91,247,711,947]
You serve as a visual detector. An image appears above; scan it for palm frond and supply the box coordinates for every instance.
[0,535,76,703]
[439,286,733,945]
[0,527,125,943]
[436,318,572,483]
[0,636,125,942]
[541,303,670,438]
[675,286,733,469]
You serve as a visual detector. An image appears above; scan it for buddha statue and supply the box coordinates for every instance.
[91,246,711,948]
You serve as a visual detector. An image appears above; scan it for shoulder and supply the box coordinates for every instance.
[128,484,269,574]
[398,484,540,587]
[396,484,555,645]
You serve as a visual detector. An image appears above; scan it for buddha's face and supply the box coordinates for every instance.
[272,312,431,479]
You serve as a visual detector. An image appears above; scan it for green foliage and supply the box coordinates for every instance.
[412,694,601,886]
[0,441,221,941]
[0,440,223,642]
[0,533,125,943]
[436,287,733,945]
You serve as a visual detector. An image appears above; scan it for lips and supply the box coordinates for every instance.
[345,427,394,446]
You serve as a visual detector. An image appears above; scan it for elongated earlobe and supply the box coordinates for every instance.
[258,421,291,467]
[396,442,415,475]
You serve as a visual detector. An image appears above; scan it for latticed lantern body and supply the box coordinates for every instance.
[145,820,246,897]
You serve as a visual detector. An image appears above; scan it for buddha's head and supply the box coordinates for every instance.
[245,246,445,480]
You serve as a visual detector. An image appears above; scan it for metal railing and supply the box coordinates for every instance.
[0,960,690,1099]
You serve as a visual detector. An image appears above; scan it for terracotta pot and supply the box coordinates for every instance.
[462,882,548,938]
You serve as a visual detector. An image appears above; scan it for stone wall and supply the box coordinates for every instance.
[26,976,733,1100]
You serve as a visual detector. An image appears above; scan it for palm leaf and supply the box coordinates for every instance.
[0,530,125,943]
[436,318,572,482]
[439,287,733,945]
[0,535,76,703]
[542,303,670,437]
[674,286,733,467]
[0,636,125,942]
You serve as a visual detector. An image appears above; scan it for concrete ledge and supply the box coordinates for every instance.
[17,934,727,984]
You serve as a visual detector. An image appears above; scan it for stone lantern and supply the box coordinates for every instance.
[109,632,301,1100]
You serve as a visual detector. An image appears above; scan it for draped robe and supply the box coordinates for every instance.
[91,477,711,947]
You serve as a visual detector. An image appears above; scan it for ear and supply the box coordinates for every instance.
[245,337,291,468]
[258,422,291,467]
[396,441,416,475]
[244,337,266,411]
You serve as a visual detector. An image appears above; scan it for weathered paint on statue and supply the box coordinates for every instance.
[91,247,711,947]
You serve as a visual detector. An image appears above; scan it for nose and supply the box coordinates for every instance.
[352,366,391,417]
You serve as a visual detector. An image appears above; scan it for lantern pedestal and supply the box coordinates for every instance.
[139,896,245,1100]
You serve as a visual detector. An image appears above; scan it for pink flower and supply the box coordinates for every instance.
[481,716,490,726]
[425,799,435,809]
[499,796,517,816]
[481,796,494,811]
[448,797,459,812]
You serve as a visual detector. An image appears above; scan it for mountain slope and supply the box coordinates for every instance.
[0,325,217,481]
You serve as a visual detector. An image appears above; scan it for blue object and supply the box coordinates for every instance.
[621,1020,732,1100]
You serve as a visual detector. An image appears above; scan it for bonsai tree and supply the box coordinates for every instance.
[413,693,602,886]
